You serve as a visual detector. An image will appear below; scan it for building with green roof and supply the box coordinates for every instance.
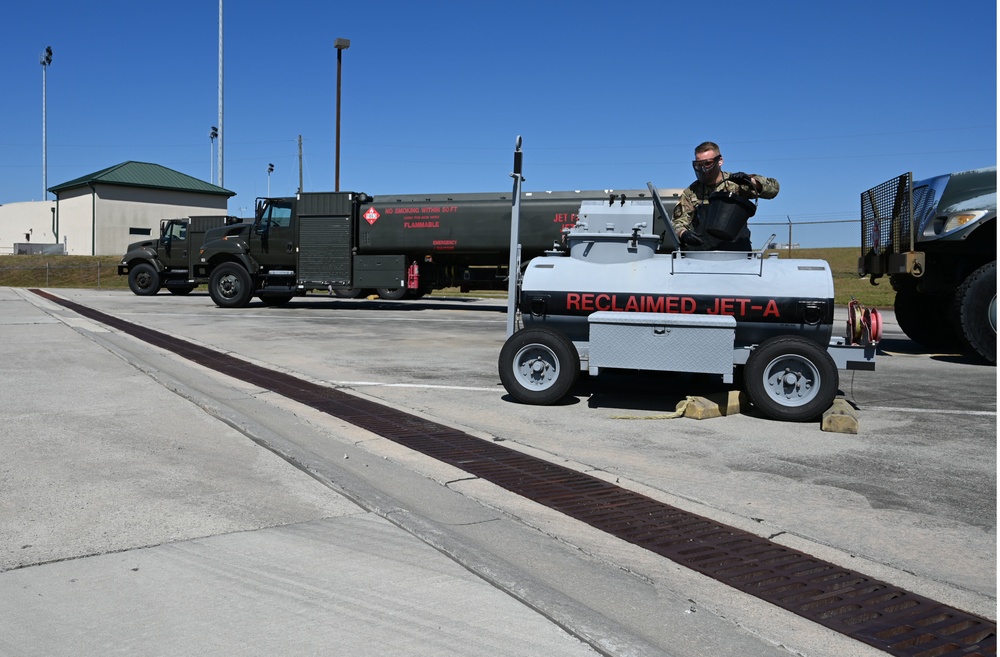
[46,161,235,256]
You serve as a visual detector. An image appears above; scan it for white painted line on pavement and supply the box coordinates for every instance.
[864,406,996,416]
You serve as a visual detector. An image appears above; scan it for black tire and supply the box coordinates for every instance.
[894,291,960,350]
[167,285,195,296]
[743,336,838,422]
[333,287,367,299]
[498,328,579,405]
[258,294,293,306]
[209,263,254,308]
[953,261,996,364]
[377,287,408,301]
[127,263,161,296]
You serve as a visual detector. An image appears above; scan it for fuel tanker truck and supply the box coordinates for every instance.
[120,187,679,306]
[498,143,878,422]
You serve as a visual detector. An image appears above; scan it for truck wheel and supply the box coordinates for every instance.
[333,288,366,299]
[127,263,161,296]
[377,287,408,301]
[258,294,293,306]
[743,336,838,422]
[498,328,579,405]
[894,291,960,350]
[209,263,254,308]
[953,261,996,364]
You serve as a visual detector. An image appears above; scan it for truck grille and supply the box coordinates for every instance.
[861,172,912,257]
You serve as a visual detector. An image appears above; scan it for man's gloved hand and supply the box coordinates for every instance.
[680,230,704,246]
[728,172,753,186]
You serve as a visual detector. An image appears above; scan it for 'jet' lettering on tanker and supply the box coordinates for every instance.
[705,297,781,317]
[553,213,581,225]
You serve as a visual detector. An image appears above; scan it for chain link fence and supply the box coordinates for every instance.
[0,257,127,289]
[750,213,859,251]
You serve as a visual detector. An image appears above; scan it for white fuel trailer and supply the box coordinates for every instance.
[498,139,878,422]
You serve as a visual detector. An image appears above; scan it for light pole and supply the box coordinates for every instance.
[334,37,350,191]
[209,126,218,184]
[218,0,224,188]
[40,46,52,200]
[267,163,274,197]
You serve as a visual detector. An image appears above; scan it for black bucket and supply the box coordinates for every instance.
[705,192,757,241]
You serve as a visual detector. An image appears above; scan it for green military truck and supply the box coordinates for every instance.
[181,187,678,308]
[859,167,996,363]
[118,215,242,295]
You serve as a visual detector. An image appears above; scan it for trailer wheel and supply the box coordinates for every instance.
[128,263,161,296]
[209,263,254,308]
[743,336,838,422]
[377,287,408,301]
[498,328,579,405]
[953,261,996,364]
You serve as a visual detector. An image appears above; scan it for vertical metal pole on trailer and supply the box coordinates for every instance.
[505,136,524,339]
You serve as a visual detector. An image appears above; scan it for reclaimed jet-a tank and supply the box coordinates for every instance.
[499,182,879,422]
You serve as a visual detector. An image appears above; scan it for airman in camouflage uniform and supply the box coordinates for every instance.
[672,141,779,251]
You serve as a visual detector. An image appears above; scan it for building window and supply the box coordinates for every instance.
[129,227,152,235]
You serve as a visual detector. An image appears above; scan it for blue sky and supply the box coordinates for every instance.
[2,0,996,247]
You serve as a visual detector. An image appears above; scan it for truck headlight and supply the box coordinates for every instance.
[935,210,989,236]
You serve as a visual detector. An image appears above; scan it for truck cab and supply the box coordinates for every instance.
[119,215,240,295]
[251,197,296,271]
[198,192,407,307]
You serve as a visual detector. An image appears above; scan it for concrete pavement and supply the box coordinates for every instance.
[2,286,992,657]
[0,287,601,657]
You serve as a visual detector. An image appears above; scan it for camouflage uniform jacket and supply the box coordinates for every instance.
[672,173,780,237]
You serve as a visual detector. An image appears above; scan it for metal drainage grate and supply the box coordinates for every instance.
[33,290,996,657]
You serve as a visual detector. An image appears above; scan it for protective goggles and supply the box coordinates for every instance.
[692,155,721,172]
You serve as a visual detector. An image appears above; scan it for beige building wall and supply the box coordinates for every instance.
[0,201,59,255]
[54,189,95,256]
[51,185,229,256]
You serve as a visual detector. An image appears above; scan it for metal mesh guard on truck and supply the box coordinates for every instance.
[861,173,912,257]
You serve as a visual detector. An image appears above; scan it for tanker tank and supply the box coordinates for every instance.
[498,151,878,422]
[518,200,836,350]
[356,189,681,266]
